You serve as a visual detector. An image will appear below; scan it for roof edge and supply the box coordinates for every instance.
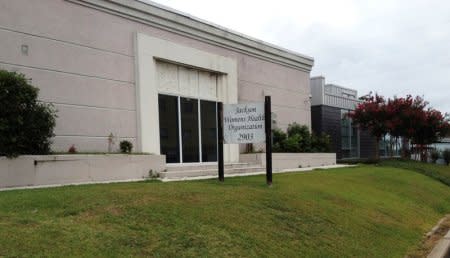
[326,83,358,93]
[66,0,314,71]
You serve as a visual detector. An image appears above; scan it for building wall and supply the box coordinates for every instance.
[310,76,324,107]
[312,105,377,160]
[311,105,342,159]
[0,0,312,152]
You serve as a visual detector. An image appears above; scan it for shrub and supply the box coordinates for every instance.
[120,140,133,153]
[287,123,312,152]
[68,145,77,154]
[272,128,287,152]
[443,149,450,166]
[287,123,310,138]
[273,129,287,146]
[0,70,56,158]
[311,133,332,152]
[430,149,440,163]
[337,158,382,165]
[283,134,302,152]
[272,124,331,153]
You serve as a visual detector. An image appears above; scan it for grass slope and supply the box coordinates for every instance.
[1,165,450,257]
[379,159,450,187]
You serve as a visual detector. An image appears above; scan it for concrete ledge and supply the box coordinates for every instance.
[428,229,450,258]
[240,153,336,171]
[0,154,165,189]
[160,164,352,182]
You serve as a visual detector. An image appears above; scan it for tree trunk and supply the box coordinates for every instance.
[374,137,380,161]
[420,144,428,162]
[389,137,394,157]
[401,138,410,159]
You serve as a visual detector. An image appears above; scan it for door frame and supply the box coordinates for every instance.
[135,32,239,162]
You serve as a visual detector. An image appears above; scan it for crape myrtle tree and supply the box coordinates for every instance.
[348,93,389,160]
[411,108,450,162]
[0,70,57,158]
[385,95,428,158]
[350,91,450,162]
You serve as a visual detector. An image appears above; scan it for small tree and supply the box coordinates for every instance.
[0,70,56,158]
[385,95,428,158]
[412,109,449,162]
[348,93,388,160]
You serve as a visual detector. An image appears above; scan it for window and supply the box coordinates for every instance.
[341,110,360,159]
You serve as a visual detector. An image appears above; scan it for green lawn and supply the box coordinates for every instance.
[379,159,450,187]
[1,164,450,257]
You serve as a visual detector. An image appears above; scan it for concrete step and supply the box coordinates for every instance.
[165,162,258,172]
[159,166,265,179]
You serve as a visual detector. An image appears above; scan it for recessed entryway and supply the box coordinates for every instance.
[156,60,219,164]
[135,33,239,162]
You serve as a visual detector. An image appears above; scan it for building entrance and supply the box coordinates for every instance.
[158,94,218,163]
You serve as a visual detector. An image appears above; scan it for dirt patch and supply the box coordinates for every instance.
[406,215,450,258]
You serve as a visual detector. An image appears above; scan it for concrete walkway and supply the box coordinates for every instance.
[0,164,355,191]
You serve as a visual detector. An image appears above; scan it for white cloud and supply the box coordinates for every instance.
[143,0,450,113]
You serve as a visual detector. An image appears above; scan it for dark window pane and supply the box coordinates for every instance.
[158,94,180,163]
[181,98,199,162]
[201,100,217,162]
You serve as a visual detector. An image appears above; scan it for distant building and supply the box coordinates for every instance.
[433,138,450,152]
[310,76,378,160]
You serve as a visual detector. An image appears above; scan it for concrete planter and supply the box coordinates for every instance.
[240,153,336,171]
[0,154,165,189]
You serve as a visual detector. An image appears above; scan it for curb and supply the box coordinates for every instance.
[428,229,450,258]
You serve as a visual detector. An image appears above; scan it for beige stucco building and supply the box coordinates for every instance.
[0,0,314,163]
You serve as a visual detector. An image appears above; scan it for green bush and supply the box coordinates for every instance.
[119,140,133,153]
[273,128,287,145]
[0,70,56,158]
[283,134,302,152]
[287,123,310,138]
[287,123,311,152]
[272,128,287,152]
[311,133,331,152]
[337,158,383,165]
[443,149,450,166]
[272,123,331,153]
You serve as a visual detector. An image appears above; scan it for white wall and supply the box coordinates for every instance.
[0,155,165,189]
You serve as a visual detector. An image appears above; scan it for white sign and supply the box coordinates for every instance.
[223,103,265,144]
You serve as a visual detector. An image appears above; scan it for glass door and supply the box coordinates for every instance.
[158,94,218,163]
[180,97,200,163]
[200,100,218,162]
[158,95,180,163]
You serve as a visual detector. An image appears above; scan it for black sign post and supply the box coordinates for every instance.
[217,102,224,182]
[265,96,273,186]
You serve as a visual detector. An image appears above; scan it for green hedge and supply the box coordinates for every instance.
[273,123,331,153]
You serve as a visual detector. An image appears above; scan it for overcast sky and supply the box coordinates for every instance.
[145,0,450,113]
